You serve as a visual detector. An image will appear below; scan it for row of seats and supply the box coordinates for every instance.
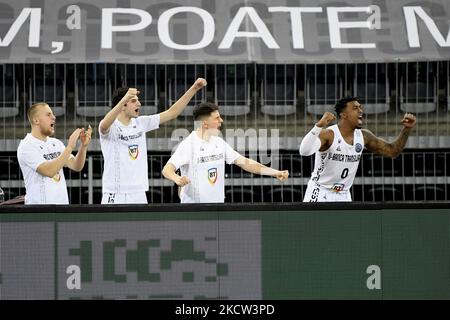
[0,63,446,118]
[0,76,442,118]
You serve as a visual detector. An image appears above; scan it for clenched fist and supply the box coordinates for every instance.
[275,170,289,181]
[401,113,416,129]
[316,111,336,128]
[193,78,207,91]
[175,175,191,187]
[121,88,140,108]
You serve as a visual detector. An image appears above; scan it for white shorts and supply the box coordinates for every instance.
[303,181,352,202]
[101,192,148,204]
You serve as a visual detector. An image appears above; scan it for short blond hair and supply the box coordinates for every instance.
[27,102,48,124]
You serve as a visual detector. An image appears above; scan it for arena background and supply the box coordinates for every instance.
[1,0,450,300]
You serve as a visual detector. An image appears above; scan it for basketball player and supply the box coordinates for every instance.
[299,97,416,202]
[162,102,289,203]
[99,78,206,204]
[17,102,92,204]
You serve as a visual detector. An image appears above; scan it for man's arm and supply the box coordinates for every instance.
[37,128,81,178]
[363,113,417,159]
[299,111,335,156]
[162,163,191,186]
[159,78,207,124]
[99,88,139,135]
[66,125,92,172]
[234,156,289,181]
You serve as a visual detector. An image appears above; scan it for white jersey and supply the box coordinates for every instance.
[308,124,364,192]
[17,133,69,204]
[167,132,240,203]
[99,115,160,194]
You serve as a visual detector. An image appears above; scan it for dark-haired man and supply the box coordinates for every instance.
[18,102,92,204]
[299,97,416,202]
[162,102,289,203]
[99,78,206,204]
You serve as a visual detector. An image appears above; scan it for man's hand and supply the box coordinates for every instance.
[80,124,92,147]
[175,175,191,187]
[193,78,207,91]
[67,128,82,149]
[274,170,289,181]
[401,113,417,129]
[121,88,140,108]
[316,111,336,128]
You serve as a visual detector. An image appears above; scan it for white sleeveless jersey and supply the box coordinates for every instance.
[309,124,364,192]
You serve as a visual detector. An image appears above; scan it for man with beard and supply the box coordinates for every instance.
[162,102,289,203]
[299,97,417,202]
[17,102,92,204]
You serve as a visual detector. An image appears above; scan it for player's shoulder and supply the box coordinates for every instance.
[137,114,158,124]
[175,132,195,149]
[321,126,335,140]
[360,128,374,138]
[17,134,35,149]
[211,134,227,144]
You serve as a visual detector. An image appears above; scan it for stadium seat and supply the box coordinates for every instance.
[28,64,66,117]
[447,73,450,111]
[400,80,437,113]
[29,79,66,117]
[0,65,20,118]
[260,65,297,116]
[353,64,390,114]
[75,64,112,117]
[306,76,342,115]
[270,186,303,202]
[0,78,19,118]
[415,185,445,201]
[400,63,437,113]
[368,185,402,201]
[225,187,256,203]
[215,78,250,116]
[214,64,250,116]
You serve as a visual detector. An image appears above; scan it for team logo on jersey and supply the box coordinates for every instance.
[128,145,139,160]
[336,146,342,151]
[208,168,218,184]
[355,143,363,153]
[330,183,345,193]
[52,173,61,182]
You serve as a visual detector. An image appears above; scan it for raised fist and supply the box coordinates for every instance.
[275,170,289,181]
[193,78,207,90]
[316,111,336,128]
[401,113,416,129]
